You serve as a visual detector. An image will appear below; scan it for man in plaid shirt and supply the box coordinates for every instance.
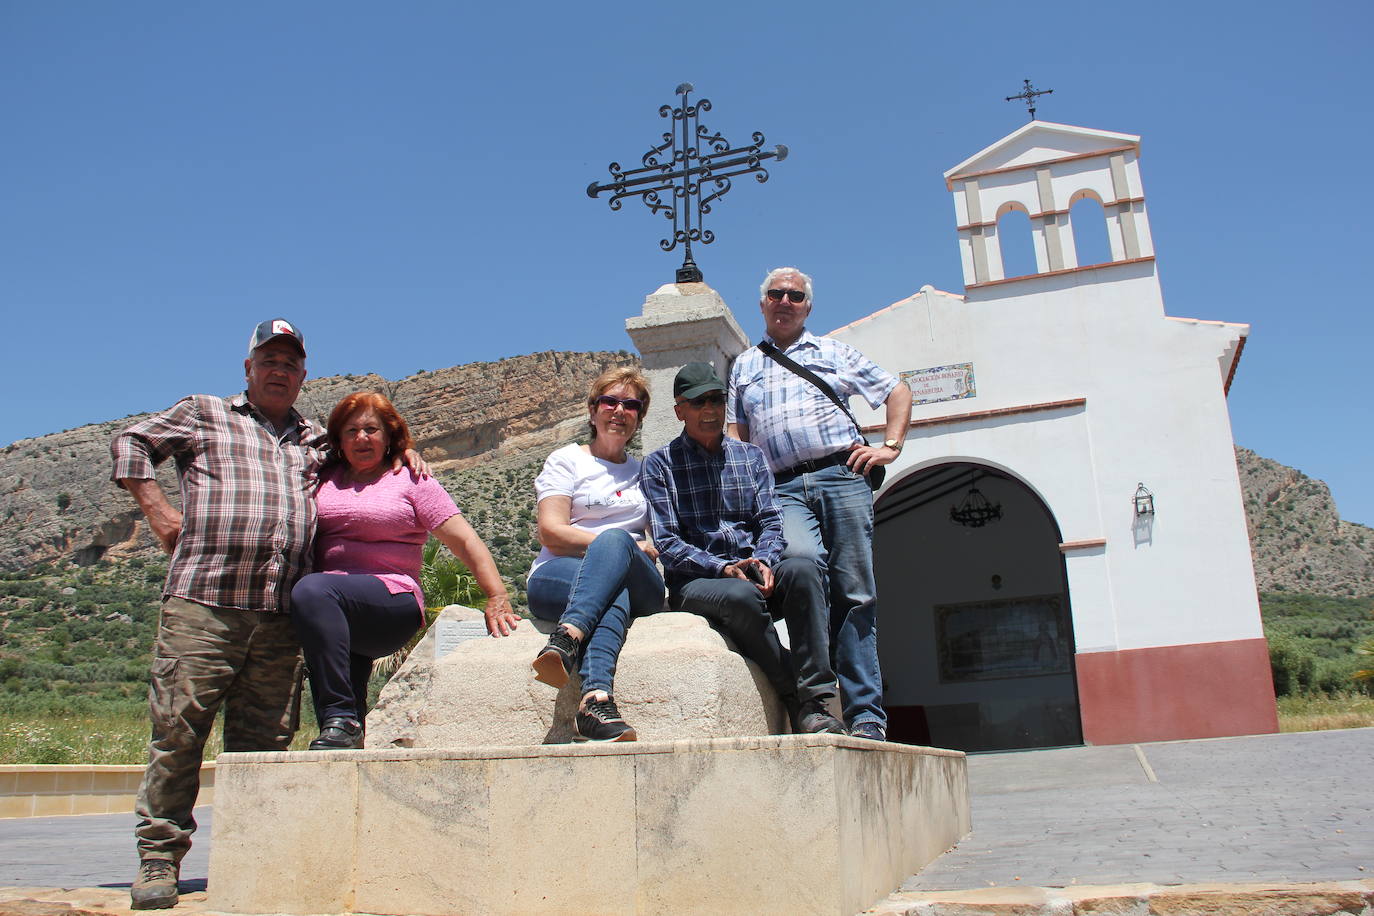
[728,268,913,742]
[111,319,324,909]
[641,362,834,732]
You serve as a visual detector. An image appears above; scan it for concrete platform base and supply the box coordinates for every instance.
[207,734,969,916]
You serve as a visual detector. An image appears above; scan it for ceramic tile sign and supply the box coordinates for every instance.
[901,362,976,406]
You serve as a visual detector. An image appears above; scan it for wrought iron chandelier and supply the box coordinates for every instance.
[950,477,1003,528]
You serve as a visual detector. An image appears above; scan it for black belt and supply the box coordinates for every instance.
[775,449,851,480]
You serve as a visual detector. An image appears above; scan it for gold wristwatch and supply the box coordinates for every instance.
[883,438,902,452]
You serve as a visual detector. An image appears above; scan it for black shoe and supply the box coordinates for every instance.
[575,691,637,742]
[849,721,887,742]
[532,624,580,688]
[131,857,179,910]
[796,700,845,735]
[309,715,364,750]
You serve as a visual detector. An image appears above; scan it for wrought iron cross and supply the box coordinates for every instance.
[587,83,787,283]
[1005,79,1054,120]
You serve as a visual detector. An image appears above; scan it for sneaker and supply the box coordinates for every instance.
[131,857,179,910]
[849,721,887,742]
[532,624,580,688]
[309,716,364,750]
[796,700,845,735]
[574,691,637,742]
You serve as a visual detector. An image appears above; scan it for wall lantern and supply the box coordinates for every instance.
[1133,483,1155,517]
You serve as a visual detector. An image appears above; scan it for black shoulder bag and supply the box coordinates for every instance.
[757,340,886,491]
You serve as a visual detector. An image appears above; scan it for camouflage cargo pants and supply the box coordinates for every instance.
[135,596,303,861]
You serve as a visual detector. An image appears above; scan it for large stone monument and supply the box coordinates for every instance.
[206,74,973,909]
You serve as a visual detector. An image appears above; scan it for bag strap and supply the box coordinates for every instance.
[757,339,863,435]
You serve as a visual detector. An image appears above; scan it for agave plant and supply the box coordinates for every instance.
[1355,636,1373,684]
[419,536,484,609]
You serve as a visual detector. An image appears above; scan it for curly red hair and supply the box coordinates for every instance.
[326,391,415,465]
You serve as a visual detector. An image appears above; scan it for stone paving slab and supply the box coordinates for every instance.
[5,880,1373,916]
[868,880,1374,915]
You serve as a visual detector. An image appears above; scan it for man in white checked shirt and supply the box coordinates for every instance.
[727,268,912,741]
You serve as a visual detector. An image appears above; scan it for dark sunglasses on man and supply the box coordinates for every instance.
[595,395,645,413]
[766,289,807,303]
[682,392,726,408]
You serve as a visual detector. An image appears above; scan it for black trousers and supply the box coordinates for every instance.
[668,556,826,705]
[289,573,421,723]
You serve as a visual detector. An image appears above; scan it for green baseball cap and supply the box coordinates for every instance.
[674,362,726,400]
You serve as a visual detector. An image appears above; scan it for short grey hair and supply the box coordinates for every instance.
[760,267,814,303]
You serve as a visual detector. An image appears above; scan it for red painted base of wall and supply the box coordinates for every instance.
[1076,637,1279,745]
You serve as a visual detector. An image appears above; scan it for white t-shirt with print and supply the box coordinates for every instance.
[527,443,648,579]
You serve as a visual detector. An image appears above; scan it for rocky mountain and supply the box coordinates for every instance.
[1236,447,1373,596]
[0,352,1370,599]
[0,350,634,575]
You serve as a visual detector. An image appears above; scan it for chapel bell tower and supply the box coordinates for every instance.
[943,122,1156,289]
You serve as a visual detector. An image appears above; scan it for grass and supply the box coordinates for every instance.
[0,708,316,765]
[1276,690,1374,733]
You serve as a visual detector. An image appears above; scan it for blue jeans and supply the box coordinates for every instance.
[526,528,665,695]
[775,462,886,729]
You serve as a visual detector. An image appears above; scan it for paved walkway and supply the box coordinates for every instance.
[0,806,212,892]
[898,726,1372,893]
[0,728,1369,913]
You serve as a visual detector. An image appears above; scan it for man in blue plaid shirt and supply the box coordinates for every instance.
[642,362,839,733]
[728,268,913,741]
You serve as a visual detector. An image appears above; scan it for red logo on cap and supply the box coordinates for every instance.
[272,320,295,336]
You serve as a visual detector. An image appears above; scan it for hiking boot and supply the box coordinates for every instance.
[309,715,364,750]
[849,721,887,742]
[131,857,179,910]
[532,624,580,688]
[796,700,845,735]
[575,691,636,742]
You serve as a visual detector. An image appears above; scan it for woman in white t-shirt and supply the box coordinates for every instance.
[527,367,664,742]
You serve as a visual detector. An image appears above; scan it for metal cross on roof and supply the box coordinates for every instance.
[1005,78,1054,120]
[586,83,787,283]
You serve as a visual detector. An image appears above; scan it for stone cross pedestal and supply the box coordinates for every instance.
[625,281,749,452]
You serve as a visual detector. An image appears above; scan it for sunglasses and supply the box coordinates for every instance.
[681,391,726,408]
[766,289,807,303]
[594,395,644,413]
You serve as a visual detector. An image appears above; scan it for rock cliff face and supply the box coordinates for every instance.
[0,350,634,572]
[1,354,1370,599]
[1236,447,1374,596]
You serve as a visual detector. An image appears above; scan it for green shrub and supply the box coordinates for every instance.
[1268,636,1315,696]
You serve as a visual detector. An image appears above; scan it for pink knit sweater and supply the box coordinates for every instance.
[313,467,461,610]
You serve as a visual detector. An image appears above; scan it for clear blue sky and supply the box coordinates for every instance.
[3,3,1370,525]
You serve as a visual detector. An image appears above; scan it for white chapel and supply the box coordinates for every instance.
[838,120,1273,749]
[627,120,1276,750]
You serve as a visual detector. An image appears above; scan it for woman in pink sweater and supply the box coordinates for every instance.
[289,392,518,750]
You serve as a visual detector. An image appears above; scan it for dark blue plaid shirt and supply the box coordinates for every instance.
[641,431,785,591]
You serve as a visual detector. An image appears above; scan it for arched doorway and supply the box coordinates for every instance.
[874,462,1083,751]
